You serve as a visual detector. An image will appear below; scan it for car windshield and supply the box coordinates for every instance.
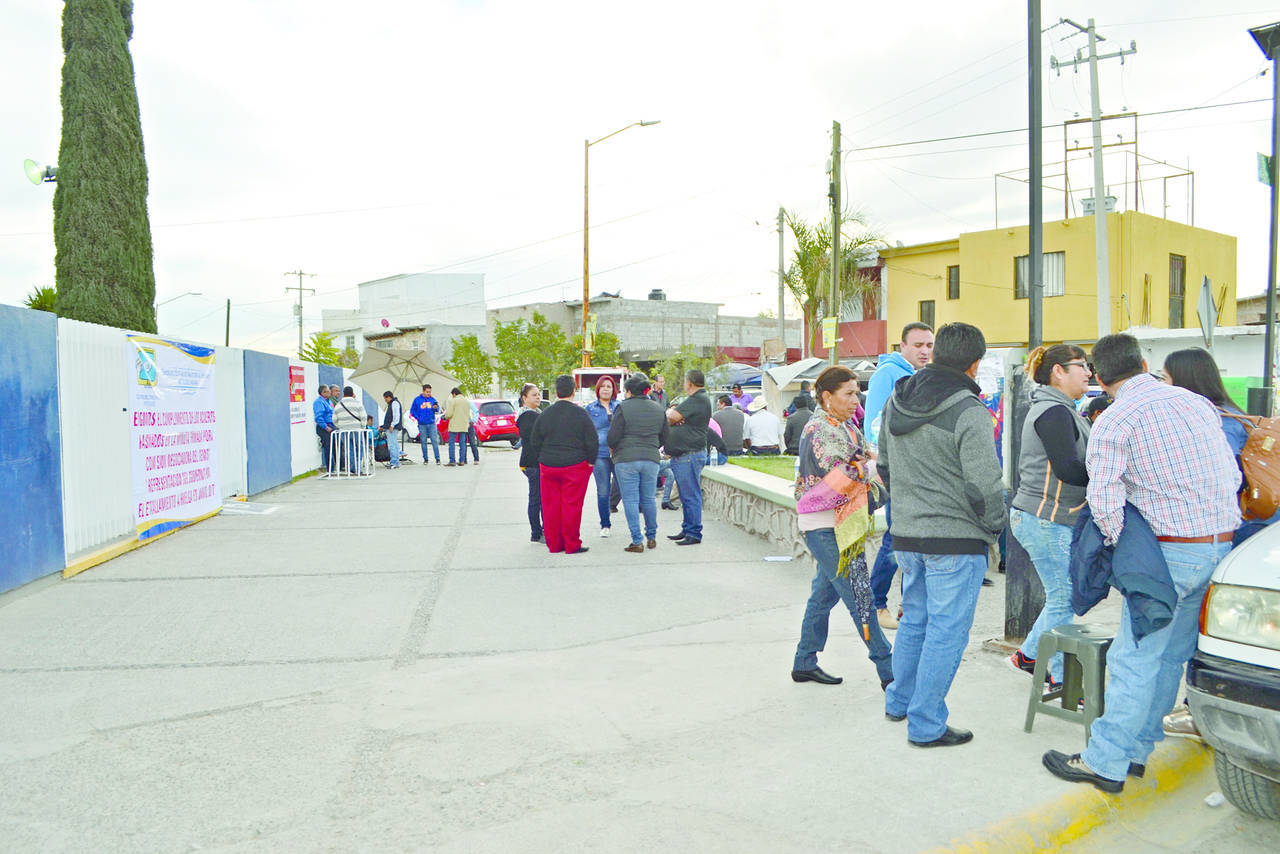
[479,401,514,416]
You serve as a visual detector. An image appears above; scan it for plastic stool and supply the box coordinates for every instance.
[1023,623,1114,743]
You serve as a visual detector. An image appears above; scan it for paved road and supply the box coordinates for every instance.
[2,448,1273,852]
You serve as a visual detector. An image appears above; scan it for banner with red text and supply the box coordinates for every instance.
[128,335,221,540]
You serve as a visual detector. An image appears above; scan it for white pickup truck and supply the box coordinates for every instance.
[1187,522,1280,820]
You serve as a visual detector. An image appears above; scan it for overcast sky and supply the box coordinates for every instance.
[3,1,1277,357]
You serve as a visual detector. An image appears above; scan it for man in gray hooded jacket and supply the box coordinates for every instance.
[878,321,1005,748]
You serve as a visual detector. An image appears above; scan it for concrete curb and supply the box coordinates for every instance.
[924,740,1213,853]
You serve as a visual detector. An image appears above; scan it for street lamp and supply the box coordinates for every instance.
[1250,20,1280,416]
[156,291,202,308]
[582,119,660,367]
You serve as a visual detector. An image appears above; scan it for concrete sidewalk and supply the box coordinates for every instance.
[0,448,1253,852]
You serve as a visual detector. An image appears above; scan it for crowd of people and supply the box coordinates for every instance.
[791,320,1259,794]
[515,370,712,554]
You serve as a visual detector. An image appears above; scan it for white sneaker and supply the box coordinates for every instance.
[600,527,611,538]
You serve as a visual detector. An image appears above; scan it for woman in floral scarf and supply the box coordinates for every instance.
[790,365,895,689]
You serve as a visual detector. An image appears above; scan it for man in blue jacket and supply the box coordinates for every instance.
[409,383,441,465]
[865,322,934,629]
[313,385,335,471]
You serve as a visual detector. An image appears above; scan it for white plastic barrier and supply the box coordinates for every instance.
[327,429,374,478]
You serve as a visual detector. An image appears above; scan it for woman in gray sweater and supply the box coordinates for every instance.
[1007,344,1093,687]
[607,373,670,553]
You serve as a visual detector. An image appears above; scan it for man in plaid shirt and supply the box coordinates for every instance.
[1043,333,1240,793]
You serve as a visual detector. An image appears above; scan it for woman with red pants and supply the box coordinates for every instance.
[530,374,599,554]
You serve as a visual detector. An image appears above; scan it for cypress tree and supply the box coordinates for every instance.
[53,0,157,333]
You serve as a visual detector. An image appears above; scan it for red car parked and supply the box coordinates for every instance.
[438,398,521,447]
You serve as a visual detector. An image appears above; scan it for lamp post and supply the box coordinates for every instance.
[583,120,660,367]
[156,291,202,308]
[1250,21,1280,417]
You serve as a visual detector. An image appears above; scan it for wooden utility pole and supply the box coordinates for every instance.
[777,207,786,353]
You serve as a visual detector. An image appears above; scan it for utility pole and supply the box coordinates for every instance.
[1028,1,1044,350]
[284,270,316,355]
[1053,17,1137,338]
[828,120,841,368]
[1250,22,1280,417]
[777,207,786,355]
[224,298,231,348]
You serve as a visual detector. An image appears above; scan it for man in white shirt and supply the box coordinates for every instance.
[743,398,783,455]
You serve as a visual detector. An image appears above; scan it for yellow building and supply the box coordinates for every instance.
[879,211,1237,347]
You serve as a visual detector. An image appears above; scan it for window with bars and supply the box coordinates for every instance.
[947,265,960,300]
[919,300,935,329]
[1014,251,1065,299]
[1169,254,1186,328]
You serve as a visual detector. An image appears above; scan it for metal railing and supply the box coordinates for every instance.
[327,429,374,478]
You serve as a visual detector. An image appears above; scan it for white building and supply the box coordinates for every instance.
[322,273,488,363]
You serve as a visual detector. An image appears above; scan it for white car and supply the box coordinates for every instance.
[1188,521,1280,820]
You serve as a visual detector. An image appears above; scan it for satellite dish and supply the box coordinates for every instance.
[23,159,57,184]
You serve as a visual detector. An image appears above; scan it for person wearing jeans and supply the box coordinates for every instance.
[664,370,712,546]
[442,388,472,467]
[878,322,1005,748]
[515,383,544,543]
[791,365,894,689]
[869,501,899,626]
[585,376,619,538]
[608,373,668,552]
[1042,334,1241,793]
[1007,344,1093,685]
[409,384,442,464]
[380,391,403,469]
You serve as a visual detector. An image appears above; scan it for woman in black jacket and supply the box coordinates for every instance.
[515,383,544,543]
[607,373,669,553]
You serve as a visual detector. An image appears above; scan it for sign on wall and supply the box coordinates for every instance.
[127,336,221,540]
[289,365,307,424]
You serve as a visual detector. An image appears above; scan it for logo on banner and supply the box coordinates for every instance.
[136,347,158,386]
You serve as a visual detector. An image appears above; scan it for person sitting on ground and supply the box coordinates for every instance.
[743,397,783,455]
[531,375,599,555]
[791,365,895,691]
[1006,345,1092,690]
[784,395,813,455]
[608,372,670,553]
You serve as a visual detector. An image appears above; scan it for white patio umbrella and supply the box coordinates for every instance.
[348,348,461,406]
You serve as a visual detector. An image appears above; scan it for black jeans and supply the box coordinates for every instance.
[524,466,543,539]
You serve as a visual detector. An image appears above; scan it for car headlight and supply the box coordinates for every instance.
[1202,583,1280,652]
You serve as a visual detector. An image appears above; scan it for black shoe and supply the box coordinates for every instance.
[531,534,544,543]
[880,678,893,692]
[909,726,974,748]
[667,533,687,540]
[791,667,842,685]
[1041,750,1124,793]
[661,501,680,510]
[567,546,590,554]
[1128,762,1145,778]
[886,712,906,722]
[981,577,994,587]
[675,537,701,546]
